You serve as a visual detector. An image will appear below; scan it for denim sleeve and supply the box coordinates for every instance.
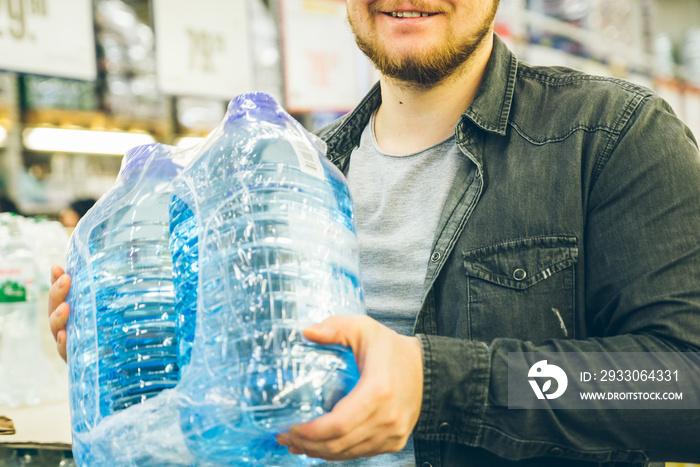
[414,95,700,464]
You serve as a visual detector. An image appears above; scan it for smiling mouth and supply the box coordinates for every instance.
[385,11,436,17]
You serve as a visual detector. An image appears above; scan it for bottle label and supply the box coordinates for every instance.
[0,279,27,302]
[289,135,324,179]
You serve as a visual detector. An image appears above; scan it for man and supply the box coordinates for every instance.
[50,0,700,465]
[59,198,97,228]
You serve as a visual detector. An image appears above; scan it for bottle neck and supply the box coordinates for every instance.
[120,144,179,182]
[224,92,290,130]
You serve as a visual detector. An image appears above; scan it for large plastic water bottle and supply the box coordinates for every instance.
[66,143,181,464]
[175,92,365,465]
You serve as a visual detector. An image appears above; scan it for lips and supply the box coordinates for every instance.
[387,11,435,17]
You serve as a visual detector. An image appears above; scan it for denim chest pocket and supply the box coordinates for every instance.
[463,236,578,343]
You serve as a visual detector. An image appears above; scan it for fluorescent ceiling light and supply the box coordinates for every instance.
[0,125,6,147]
[23,127,156,155]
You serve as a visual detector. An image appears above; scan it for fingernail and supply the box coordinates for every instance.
[276,434,289,446]
[289,446,302,455]
[58,276,66,288]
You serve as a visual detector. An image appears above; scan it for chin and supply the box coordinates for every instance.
[379,40,437,62]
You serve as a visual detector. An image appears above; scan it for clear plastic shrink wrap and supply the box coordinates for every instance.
[66,92,365,466]
[66,143,183,465]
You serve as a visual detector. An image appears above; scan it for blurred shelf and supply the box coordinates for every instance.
[0,105,12,128]
[497,4,652,74]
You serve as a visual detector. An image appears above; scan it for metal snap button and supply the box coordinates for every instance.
[438,422,451,433]
[513,268,527,281]
[421,463,433,467]
[430,252,441,262]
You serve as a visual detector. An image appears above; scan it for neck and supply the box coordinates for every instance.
[374,34,494,155]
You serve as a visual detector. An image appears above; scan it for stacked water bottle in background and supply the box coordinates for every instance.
[65,92,366,466]
[0,214,42,408]
[0,214,69,408]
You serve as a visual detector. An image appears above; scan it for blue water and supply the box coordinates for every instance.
[169,195,198,375]
[174,93,365,466]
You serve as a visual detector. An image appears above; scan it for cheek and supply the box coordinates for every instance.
[347,6,378,44]
[346,5,363,33]
[345,1,365,24]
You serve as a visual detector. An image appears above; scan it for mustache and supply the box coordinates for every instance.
[367,1,447,14]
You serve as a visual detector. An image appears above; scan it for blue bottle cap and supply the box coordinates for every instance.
[120,143,180,181]
[224,92,288,127]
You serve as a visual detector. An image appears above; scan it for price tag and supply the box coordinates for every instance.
[279,0,368,112]
[0,0,96,80]
[153,0,254,99]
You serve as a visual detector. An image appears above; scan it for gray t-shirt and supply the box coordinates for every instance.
[321,113,464,467]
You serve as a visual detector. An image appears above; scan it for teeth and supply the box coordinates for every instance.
[390,11,431,17]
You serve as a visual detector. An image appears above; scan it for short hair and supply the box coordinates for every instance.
[69,198,98,218]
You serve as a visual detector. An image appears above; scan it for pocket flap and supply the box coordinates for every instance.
[463,236,578,289]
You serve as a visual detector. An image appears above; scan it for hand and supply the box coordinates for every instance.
[276,315,424,461]
[48,265,71,362]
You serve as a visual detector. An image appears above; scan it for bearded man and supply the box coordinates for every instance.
[50,1,700,466]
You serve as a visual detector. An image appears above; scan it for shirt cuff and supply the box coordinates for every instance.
[414,334,490,445]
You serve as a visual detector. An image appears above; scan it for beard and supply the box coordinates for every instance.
[349,3,498,88]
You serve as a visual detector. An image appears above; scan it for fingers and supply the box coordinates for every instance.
[50,265,65,286]
[278,315,403,460]
[49,302,69,340]
[279,317,424,461]
[48,269,70,319]
[56,329,68,362]
[49,302,69,362]
[48,266,70,363]
[316,436,398,461]
[303,315,375,349]
[279,424,382,461]
[286,431,404,461]
[290,374,379,441]
[277,378,402,460]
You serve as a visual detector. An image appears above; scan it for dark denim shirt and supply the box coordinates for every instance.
[315,35,700,467]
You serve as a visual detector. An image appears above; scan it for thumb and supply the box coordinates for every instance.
[303,315,368,349]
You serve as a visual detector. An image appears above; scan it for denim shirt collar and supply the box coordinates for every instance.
[324,34,517,162]
[462,34,518,136]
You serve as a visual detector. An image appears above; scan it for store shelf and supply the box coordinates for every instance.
[497,3,652,73]
[0,400,71,450]
[494,1,700,139]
